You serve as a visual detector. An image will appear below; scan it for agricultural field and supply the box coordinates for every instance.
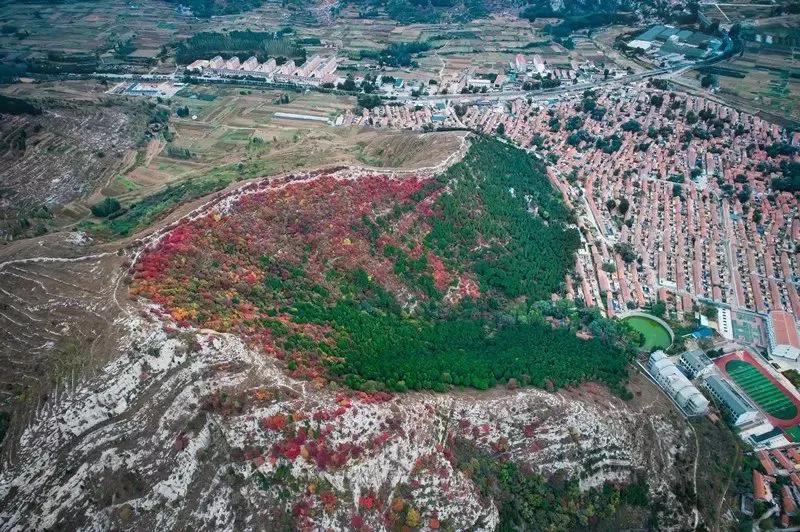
[0,0,198,68]
[678,15,800,123]
[0,82,152,239]
[0,0,553,81]
[699,2,778,24]
[0,79,465,241]
[87,86,467,238]
[703,52,800,123]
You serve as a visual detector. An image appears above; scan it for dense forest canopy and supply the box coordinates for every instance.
[174,31,306,64]
[0,94,42,115]
[427,137,581,302]
[356,42,432,68]
[163,0,266,17]
[341,0,490,23]
[131,137,634,396]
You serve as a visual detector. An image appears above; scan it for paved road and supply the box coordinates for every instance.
[400,63,693,104]
[95,59,701,106]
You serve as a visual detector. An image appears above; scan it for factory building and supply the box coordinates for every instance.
[184,54,338,87]
[648,351,709,415]
[224,56,241,70]
[186,59,209,72]
[532,54,546,75]
[705,375,760,426]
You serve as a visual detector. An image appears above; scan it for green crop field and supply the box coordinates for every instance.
[726,360,797,420]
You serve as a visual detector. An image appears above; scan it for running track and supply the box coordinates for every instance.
[714,350,800,429]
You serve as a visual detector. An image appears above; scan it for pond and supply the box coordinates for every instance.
[623,314,673,351]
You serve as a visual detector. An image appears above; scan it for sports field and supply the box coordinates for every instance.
[725,359,798,420]
[785,425,800,442]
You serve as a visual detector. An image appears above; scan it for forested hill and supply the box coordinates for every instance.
[156,0,673,25]
[174,31,306,65]
[131,136,636,397]
[162,0,266,17]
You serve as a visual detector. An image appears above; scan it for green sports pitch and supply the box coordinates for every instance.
[726,359,798,420]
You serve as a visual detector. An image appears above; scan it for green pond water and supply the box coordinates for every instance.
[623,315,672,351]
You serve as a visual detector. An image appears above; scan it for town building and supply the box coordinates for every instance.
[679,349,713,379]
[742,423,790,449]
[768,310,800,360]
[705,375,760,426]
[648,351,709,415]
[717,307,734,340]
[342,85,800,333]
[774,449,797,472]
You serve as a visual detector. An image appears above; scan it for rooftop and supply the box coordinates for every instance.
[771,310,800,348]
[707,375,757,418]
[681,349,712,372]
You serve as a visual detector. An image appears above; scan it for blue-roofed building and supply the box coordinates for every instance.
[691,326,715,339]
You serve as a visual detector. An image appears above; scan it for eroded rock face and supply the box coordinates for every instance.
[0,314,695,531]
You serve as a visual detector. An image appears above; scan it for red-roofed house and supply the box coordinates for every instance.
[789,447,800,464]
[759,450,778,476]
[774,450,796,472]
[754,469,774,502]
[784,485,798,515]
